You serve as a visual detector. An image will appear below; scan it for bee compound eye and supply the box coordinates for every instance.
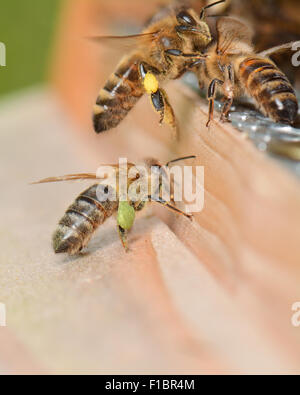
[176,11,197,26]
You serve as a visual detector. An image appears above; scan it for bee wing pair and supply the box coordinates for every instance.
[87,30,163,51]
[34,156,197,185]
[32,162,140,185]
[32,164,121,184]
[89,17,297,61]
[32,173,100,184]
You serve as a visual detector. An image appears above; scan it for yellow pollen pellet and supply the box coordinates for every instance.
[144,72,159,94]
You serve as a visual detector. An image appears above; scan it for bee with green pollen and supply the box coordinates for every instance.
[33,156,195,254]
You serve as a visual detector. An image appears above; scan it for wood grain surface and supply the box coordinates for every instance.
[1,0,300,375]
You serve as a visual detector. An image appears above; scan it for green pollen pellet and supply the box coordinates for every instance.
[117,201,135,230]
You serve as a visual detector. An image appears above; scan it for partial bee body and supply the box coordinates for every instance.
[94,55,144,132]
[198,17,298,126]
[221,0,300,82]
[92,1,226,137]
[238,56,297,124]
[34,157,194,255]
[53,184,118,255]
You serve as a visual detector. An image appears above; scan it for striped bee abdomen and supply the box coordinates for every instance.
[53,184,118,255]
[239,57,298,124]
[93,56,144,133]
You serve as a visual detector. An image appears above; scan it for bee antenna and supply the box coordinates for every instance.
[166,155,196,167]
[200,0,226,20]
[206,14,228,18]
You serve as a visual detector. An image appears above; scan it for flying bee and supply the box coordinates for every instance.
[33,156,194,255]
[197,16,299,127]
[91,0,226,138]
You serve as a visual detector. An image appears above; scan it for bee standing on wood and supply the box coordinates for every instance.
[33,157,194,255]
[92,0,226,138]
[197,16,299,127]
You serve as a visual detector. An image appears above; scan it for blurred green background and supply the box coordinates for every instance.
[0,0,61,97]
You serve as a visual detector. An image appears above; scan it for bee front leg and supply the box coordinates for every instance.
[207,79,224,128]
[138,62,178,140]
[148,196,193,220]
[220,65,235,123]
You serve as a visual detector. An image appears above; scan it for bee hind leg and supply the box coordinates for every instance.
[117,225,129,252]
[206,79,224,128]
[139,62,178,140]
[151,88,178,140]
[220,97,234,123]
[220,65,235,123]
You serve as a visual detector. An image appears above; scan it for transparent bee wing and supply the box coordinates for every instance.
[86,30,162,51]
[216,17,254,55]
[258,42,299,58]
[32,173,101,184]
[31,163,138,185]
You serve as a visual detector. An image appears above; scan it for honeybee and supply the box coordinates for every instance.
[198,16,299,126]
[34,156,194,255]
[213,0,300,84]
[92,0,225,138]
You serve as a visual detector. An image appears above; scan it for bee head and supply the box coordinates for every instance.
[143,156,196,199]
[175,1,226,47]
[175,8,211,47]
